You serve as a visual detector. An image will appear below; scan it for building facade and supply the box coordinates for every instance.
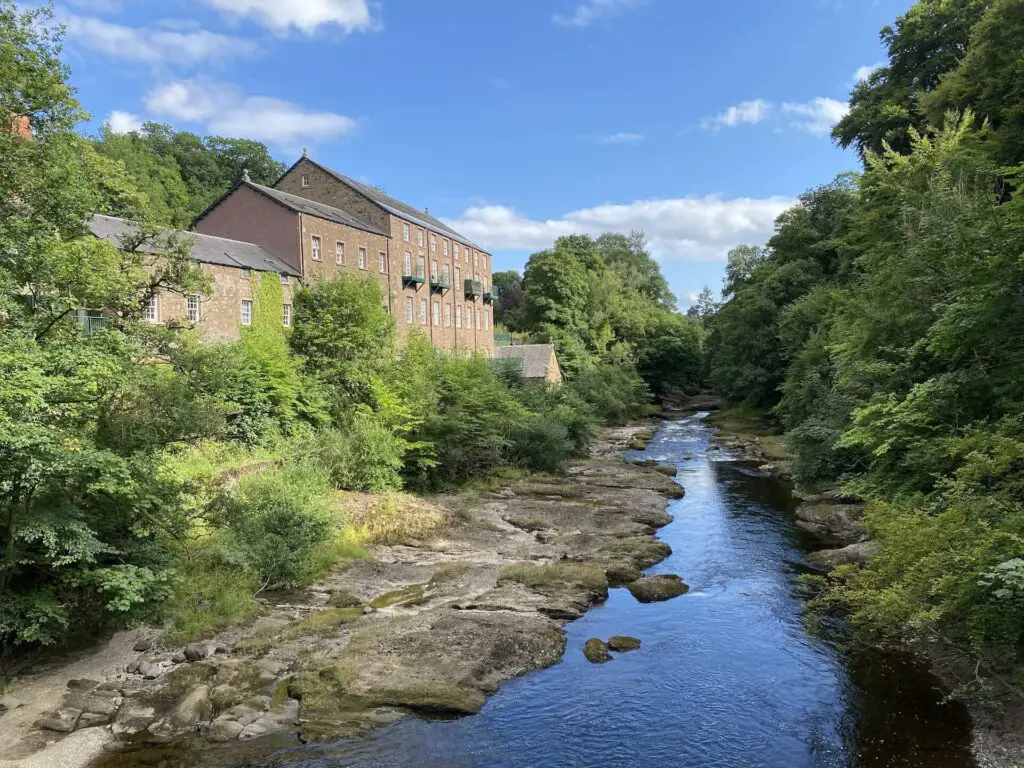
[194,157,496,354]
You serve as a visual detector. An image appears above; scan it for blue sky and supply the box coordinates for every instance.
[56,0,908,307]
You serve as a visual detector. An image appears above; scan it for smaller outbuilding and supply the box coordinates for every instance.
[493,344,563,384]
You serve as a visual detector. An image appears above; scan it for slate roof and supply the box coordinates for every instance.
[493,344,560,380]
[294,158,484,251]
[243,181,389,236]
[88,214,301,276]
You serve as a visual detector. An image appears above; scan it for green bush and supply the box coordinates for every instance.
[316,412,406,493]
[567,363,652,424]
[214,464,335,590]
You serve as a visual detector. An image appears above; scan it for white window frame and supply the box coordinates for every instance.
[419,299,427,325]
[432,300,440,326]
[405,296,414,323]
[454,244,460,260]
[455,267,462,286]
[431,259,438,278]
[456,304,462,328]
[404,251,413,275]
[477,308,482,330]
[379,252,387,273]
[301,174,310,188]
[145,294,159,323]
[311,235,322,262]
[279,273,289,285]
[430,233,437,251]
[467,305,473,329]
[283,303,292,327]
[336,242,345,265]
[240,300,253,326]
[482,254,488,270]
[417,229,424,247]
[186,294,200,323]
[444,303,452,327]
[403,222,410,242]
[358,247,367,269]
[443,239,449,257]
[473,252,478,267]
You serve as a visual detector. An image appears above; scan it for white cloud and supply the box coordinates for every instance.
[853,62,885,83]
[702,99,772,130]
[107,110,144,134]
[145,80,357,148]
[443,195,795,262]
[59,11,258,66]
[553,0,644,27]
[781,97,850,135]
[597,132,645,145]
[203,0,374,35]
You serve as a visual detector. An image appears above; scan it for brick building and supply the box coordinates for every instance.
[194,156,495,354]
[88,214,301,341]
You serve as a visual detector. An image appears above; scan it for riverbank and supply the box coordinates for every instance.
[0,424,681,768]
[705,405,1024,768]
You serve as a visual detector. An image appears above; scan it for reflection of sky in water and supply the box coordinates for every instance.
[236,416,975,768]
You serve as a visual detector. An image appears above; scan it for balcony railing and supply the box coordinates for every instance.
[483,287,498,304]
[403,268,426,289]
[464,278,482,299]
[77,311,109,334]
[430,274,451,293]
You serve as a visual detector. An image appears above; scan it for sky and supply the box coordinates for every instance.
[52,0,909,308]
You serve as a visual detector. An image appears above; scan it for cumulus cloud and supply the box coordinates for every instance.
[443,195,795,262]
[107,110,144,134]
[203,0,374,35]
[59,11,258,66]
[781,97,850,135]
[701,99,772,130]
[145,80,357,148]
[853,62,885,83]
[597,132,645,145]
[553,0,644,27]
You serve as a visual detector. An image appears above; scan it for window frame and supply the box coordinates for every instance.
[240,299,253,326]
[419,298,427,325]
[283,303,292,327]
[444,302,452,327]
[311,235,322,262]
[432,300,440,326]
[336,241,345,265]
[358,247,367,270]
[186,294,200,323]
[379,251,388,273]
[403,222,411,242]
[405,296,414,323]
[145,294,159,323]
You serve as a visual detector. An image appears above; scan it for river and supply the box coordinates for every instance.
[198,414,968,768]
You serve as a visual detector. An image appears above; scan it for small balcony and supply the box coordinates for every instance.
[402,269,426,289]
[483,287,498,304]
[464,279,482,299]
[77,310,109,334]
[430,274,450,293]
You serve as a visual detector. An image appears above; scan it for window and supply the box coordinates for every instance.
[240,300,253,326]
[443,239,449,257]
[419,299,427,325]
[417,229,424,247]
[483,254,488,270]
[405,296,414,323]
[485,310,490,330]
[431,259,438,278]
[443,264,451,281]
[456,304,462,328]
[444,303,452,327]
[311,236,322,261]
[404,251,412,275]
[279,273,289,285]
[301,174,310,188]
[473,251,478,267]
[379,252,387,273]
[145,295,159,323]
[432,301,440,326]
[283,303,292,327]
[417,255,425,278]
[186,295,200,323]
[454,244,460,260]
[336,242,345,265]
[240,268,251,280]
[430,233,437,251]
[403,223,410,242]
[467,306,473,329]
[455,267,462,286]
[358,247,367,269]
[476,307,481,330]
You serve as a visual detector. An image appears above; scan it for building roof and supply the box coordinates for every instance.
[243,181,389,236]
[292,157,484,251]
[88,214,301,276]
[493,344,560,380]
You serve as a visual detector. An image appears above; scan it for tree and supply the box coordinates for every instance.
[596,232,675,310]
[492,270,524,330]
[686,286,719,321]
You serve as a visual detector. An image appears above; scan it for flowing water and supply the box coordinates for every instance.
[109,415,978,768]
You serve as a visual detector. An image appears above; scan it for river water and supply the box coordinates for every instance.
[107,415,977,768]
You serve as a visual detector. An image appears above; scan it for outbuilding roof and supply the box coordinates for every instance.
[493,344,560,380]
[88,214,301,276]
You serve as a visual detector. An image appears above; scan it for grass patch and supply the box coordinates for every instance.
[498,561,608,592]
[705,407,777,437]
[369,584,427,609]
[234,607,365,655]
[513,482,585,499]
[341,492,447,545]
[428,562,473,585]
[506,515,549,532]
[164,559,260,645]
[757,435,791,461]
[326,589,363,608]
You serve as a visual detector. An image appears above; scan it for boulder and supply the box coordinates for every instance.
[77,711,113,729]
[35,708,82,733]
[171,652,187,664]
[133,638,153,652]
[210,684,243,711]
[653,464,678,477]
[806,541,880,571]
[795,502,866,546]
[207,717,244,742]
[137,661,160,679]
[184,644,210,662]
[626,574,690,603]
[607,636,641,652]
[170,685,213,729]
[583,638,612,664]
[605,565,643,587]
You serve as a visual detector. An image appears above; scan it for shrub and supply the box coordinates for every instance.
[316,412,406,493]
[568,363,652,424]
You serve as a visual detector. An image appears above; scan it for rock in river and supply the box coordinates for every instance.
[626,574,689,603]
[583,638,612,663]
[607,636,641,652]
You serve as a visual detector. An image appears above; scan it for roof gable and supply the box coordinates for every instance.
[494,344,559,379]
